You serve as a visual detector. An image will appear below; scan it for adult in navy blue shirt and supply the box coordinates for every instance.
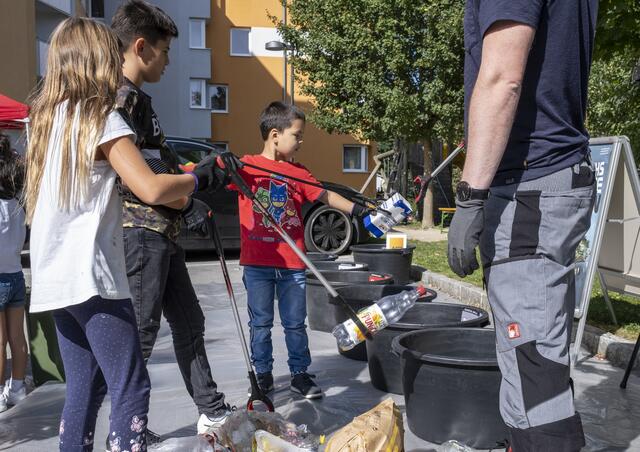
[448,1,598,450]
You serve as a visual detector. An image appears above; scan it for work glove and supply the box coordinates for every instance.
[191,155,231,192]
[182,197,211,237]
[351,203,376,218]
[447,198,485,277]
[215,151,244,185]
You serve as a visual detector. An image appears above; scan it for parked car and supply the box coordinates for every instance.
[166,137,368,254]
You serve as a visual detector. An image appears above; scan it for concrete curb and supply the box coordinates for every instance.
[420,269,640,372]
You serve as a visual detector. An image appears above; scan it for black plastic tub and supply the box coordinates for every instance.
[305,271,393,336]
[364,301,488,394]
[391,328,508,449]
[350,244,416,285]
[306,261,369,272]
[306,252,338,262]
[332,285,437,362]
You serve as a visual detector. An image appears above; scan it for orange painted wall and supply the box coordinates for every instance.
[209,0,375,195]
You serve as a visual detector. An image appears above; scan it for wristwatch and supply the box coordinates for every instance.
[455,181,489,202]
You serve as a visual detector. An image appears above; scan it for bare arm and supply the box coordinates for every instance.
[462,21,536,189]
[318,191,355,214]
[101,136,196,205]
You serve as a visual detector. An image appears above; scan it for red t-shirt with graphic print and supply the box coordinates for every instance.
[230,154,325,270]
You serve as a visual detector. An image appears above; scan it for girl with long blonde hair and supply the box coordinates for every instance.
[25,17,219,451]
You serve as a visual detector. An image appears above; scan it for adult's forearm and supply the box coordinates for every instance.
[463,77,522,189]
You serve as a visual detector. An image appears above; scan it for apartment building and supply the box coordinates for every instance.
[208,0,375,193]
[0,0,374,193]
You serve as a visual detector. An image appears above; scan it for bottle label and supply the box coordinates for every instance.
[344,304,389,344]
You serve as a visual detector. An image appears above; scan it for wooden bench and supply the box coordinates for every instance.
[437,207,456,230]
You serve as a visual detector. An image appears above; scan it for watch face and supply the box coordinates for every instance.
[456,181,471,201]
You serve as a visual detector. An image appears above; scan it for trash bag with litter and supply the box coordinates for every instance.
[148,434,229,452]
[214,409,321,452]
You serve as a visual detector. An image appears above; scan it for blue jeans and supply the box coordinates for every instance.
[53,296,150,452]
[243,266,311,375]
[0,271,26,312]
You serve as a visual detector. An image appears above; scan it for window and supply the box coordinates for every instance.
[212,142,229,152]
[189,19,206,49]
[89,0,104,18]
[230,28,251,56]
[343,145,368,172]
[209,84,228,113]
[172,141,212,165]
[37,40,50,77]
[190,79,206,108]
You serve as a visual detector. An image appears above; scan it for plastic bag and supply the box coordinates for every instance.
[215,410,320,452]
[148,435,230,452]
[255,429,316,451]
[437,440,478,452]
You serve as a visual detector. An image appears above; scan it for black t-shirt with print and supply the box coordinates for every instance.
[116,78,182,240]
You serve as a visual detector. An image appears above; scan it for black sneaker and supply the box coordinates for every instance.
[290,372,323,399]
[247,372,274,396]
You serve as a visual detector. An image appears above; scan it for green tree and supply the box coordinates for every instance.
[594,0,640,60]
[587,50,640,159]
[275,0,465,227]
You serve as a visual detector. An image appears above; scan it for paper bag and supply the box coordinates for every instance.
[326,398,404,452]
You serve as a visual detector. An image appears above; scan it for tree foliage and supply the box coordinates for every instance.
[276,0,465,144]
[587,50,640,158]
[593,0,640,59]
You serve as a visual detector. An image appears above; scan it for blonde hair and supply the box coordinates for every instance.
[24,17,122,222]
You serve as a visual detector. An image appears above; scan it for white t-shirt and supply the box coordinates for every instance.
[0,198,26,274]
[29,103,135,312]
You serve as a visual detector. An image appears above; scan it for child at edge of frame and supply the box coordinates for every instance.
[24,17,223,452]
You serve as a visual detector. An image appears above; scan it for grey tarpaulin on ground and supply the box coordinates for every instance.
[2,257,640,450]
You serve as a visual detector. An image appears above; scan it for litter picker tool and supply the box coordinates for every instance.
[414,142,466,204]
[222,159,374,341]
[208,212,275,412]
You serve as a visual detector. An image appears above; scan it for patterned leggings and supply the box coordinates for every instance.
[53,296,151,452]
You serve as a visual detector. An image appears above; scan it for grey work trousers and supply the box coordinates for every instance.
[481,160,595,451]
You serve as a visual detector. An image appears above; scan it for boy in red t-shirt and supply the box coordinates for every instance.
[231,101,370,398]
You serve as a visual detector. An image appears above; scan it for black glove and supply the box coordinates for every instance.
[182,197,211,237]
[217,151,243,175]
[351,203,375,218]
[447,198,485,277]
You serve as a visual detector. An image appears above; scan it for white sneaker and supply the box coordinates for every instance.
[196,405,234,435]
[4,385,26,406]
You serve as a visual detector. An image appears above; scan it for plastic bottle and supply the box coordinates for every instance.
[332,286,427,350]
[363,193,413,238]
[437,440,478,451]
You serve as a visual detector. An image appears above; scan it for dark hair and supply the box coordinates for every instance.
[111,0,178,50]
[0,133,24,200]
[259,101,306,140]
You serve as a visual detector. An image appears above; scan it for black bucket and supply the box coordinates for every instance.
[391,328,508,449]
[365,301,488,394]
[305,271,393,336]
[350,244,416,285]
[332,285,437,362]
[306,252,338,262]
[306,261,369,272]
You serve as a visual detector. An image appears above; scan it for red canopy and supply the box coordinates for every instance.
[0,94,29,129]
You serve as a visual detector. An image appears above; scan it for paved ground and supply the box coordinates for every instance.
[1,252,639,451]
[394,225,449,243]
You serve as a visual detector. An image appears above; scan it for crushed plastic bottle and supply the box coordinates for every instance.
[437,440,479,451]
[332,285,427,350]
[363,193,413,238]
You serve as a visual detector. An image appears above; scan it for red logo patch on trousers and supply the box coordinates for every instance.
[507,323,521,339]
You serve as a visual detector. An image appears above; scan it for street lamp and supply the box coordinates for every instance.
[265,40,295,105]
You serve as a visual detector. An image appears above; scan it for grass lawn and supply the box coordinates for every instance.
[412,240,640,341]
